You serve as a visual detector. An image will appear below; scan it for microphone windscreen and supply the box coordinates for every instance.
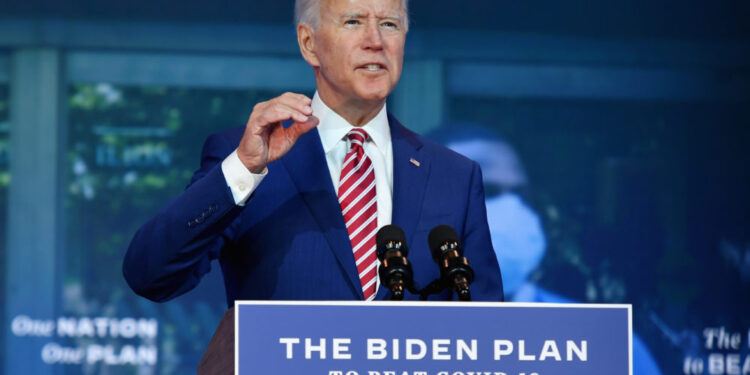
[376,224,408,259]
[428,225,460,262]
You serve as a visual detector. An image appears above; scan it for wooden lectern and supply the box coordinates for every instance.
[198,307,235,374]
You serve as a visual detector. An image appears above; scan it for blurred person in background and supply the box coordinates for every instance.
[430,122,662,374]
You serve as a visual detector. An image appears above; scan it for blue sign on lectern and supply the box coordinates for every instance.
[235,301,631,375]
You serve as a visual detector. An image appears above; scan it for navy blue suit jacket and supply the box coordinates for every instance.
[123,114,503,305]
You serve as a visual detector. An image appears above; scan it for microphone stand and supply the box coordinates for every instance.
[415,278,471,301]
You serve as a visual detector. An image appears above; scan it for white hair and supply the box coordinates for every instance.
[295,0,409,31]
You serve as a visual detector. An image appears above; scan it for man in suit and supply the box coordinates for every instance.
[123,0,503,304]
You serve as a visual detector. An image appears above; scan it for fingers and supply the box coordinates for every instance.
[268,92,312,119]
[277,92,313,119]
[286,115,320,142]
[249,93,313,131]
[279,92,313,112]
[264,103,309,124]
[237,92,314,172]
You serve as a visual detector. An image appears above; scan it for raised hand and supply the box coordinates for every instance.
[237,92,320,173]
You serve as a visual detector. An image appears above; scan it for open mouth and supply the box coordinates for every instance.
[359,63,386,72]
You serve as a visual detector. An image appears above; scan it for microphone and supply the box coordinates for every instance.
[376,225,414,300]
[428,225,475,301]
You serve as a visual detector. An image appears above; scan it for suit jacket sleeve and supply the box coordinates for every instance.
[123,132,242,302]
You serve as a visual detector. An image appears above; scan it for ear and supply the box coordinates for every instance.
[297,23,320,68]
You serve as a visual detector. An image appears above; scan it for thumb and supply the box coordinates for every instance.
[286,115,320,143]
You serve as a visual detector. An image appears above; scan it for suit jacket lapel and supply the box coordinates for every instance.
[280,127,363,299]
[389,114,429,240]
[376,114,430,300]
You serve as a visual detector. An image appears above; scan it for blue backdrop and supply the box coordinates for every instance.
[0,1,748,374]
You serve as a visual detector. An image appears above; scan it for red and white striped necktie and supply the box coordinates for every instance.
[338,128,378,301]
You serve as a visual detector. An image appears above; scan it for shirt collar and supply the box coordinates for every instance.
[312,91,390,154]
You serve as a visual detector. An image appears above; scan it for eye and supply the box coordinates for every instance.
[381,21,399,29]
[344,19,360,26]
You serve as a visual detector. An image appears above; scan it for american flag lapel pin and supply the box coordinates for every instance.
[409,158,420,167]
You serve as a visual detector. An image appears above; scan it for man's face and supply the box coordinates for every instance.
[309,0,406,106]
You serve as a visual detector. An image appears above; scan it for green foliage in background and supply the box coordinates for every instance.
[64,83,309,374]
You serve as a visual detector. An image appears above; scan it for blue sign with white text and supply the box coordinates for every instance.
[235,301,631,375]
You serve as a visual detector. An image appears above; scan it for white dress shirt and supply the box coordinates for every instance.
[220,92,394,293]
[311,92,393,231]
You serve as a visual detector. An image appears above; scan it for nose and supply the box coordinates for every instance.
[362,21,383,50]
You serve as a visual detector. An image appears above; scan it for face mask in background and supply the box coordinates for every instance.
[485,193,546,296]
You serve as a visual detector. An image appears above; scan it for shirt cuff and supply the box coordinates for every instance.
[221,150,267,206]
